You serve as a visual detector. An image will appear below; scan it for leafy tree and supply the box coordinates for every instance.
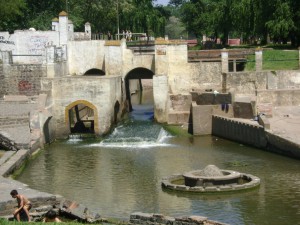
[165,16,187,39]
[0,0,26,32]
[266,1,295,44]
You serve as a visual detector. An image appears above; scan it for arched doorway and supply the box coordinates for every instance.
[65,100,98,134]
[84,68,105,76]
[125,67,154,111]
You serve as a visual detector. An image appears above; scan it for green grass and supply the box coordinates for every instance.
[0,218,128,225]
[163,125,192,137]
[245,49,299,71]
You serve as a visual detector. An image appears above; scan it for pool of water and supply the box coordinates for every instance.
[15,89,300,225]
[16,132,300,225]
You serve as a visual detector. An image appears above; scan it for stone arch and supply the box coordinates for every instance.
[125,67,154,111]
[84,68,105,76]
[65,100,99,134]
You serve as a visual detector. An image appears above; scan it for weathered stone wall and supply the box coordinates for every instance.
[68,40,106,75]
[0,31,59,64]
[0,60,3,97]
[2,64,47,96]
[212,115,267,148]
[42,76,122,137]
[192,103,234,135]
[225,71,267,96]
[188,62,222,92]
[257,89,300,106]
[123,48,155,76]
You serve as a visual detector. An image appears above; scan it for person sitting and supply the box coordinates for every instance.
[10,189,32,222]
[43,209,62,223]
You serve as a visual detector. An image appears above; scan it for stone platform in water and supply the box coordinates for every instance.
[162,165,260,193]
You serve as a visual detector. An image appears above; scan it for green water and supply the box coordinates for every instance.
[15,89,300,225]
[16,133,300,225]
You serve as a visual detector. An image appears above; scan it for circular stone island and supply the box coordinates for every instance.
[161,165,260,193]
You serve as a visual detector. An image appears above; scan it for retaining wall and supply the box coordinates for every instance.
[212,116,267,148]
[2,64,47,96]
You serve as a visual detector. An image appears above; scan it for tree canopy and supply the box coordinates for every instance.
[0,0,168,37]
[179,0,300,46]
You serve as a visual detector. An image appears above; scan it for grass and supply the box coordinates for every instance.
[163,124,192,137]
[245,49,299,71]
[0,218,129,225]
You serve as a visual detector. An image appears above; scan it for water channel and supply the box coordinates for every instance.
[16,88,300,225]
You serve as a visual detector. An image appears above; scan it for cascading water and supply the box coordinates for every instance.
[93,103,172,148]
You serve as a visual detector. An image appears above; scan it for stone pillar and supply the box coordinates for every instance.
[153,75,169,123]
[221,48,228,73]
[45,46,55,64]
[68,20,74,41]
[255,48,263,71]
[59,11,68,46]
[1,51,12,64]
[52,18,59,31]
[85,22,91,40]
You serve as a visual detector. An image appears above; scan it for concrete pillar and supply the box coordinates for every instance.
[221,48,229,73]
[68,20,74,41]
[45,46,55,63]
[52,18,59,31]
[153,75,169,123]
[85,22,91,40]
[59,11,68,46]
[255,48,263,71]
[1,51,12,64]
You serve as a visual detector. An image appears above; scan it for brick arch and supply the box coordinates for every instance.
[65,100,99,134]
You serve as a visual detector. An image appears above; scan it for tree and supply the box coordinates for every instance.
[266,2,295,44]
[0,0,26,32]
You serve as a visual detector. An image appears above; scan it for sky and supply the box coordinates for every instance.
[155,0,169,6]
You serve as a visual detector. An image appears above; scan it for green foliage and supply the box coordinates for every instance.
[0,0,169,37]
[0,0,26,31]
[178,0,300,47]
[165,16,187,39]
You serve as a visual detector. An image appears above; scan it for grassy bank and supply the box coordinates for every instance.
[245,49,299,71]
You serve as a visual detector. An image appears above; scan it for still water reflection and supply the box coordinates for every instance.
[16,89,300,225]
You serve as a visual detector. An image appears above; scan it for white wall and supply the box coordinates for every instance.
[68,40,106,75]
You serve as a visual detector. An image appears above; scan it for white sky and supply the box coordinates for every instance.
[155,0,169,6]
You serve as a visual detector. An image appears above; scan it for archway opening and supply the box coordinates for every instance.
[84,68,105,76]
[68,103,95,134]
[125,67,154,112]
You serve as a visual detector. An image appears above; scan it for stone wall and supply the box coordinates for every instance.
[42,76,122,137]
[0,31,59,64]
[2,64,47,96]
[212,115,267,148]
[68,40,106,75]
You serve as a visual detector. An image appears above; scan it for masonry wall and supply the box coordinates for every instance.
[42,76,122,137]
[0,31,59,64]
[2,64,47,96]
[0,61,3,97]
[212,115,267,148]
[68,40,106,75]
